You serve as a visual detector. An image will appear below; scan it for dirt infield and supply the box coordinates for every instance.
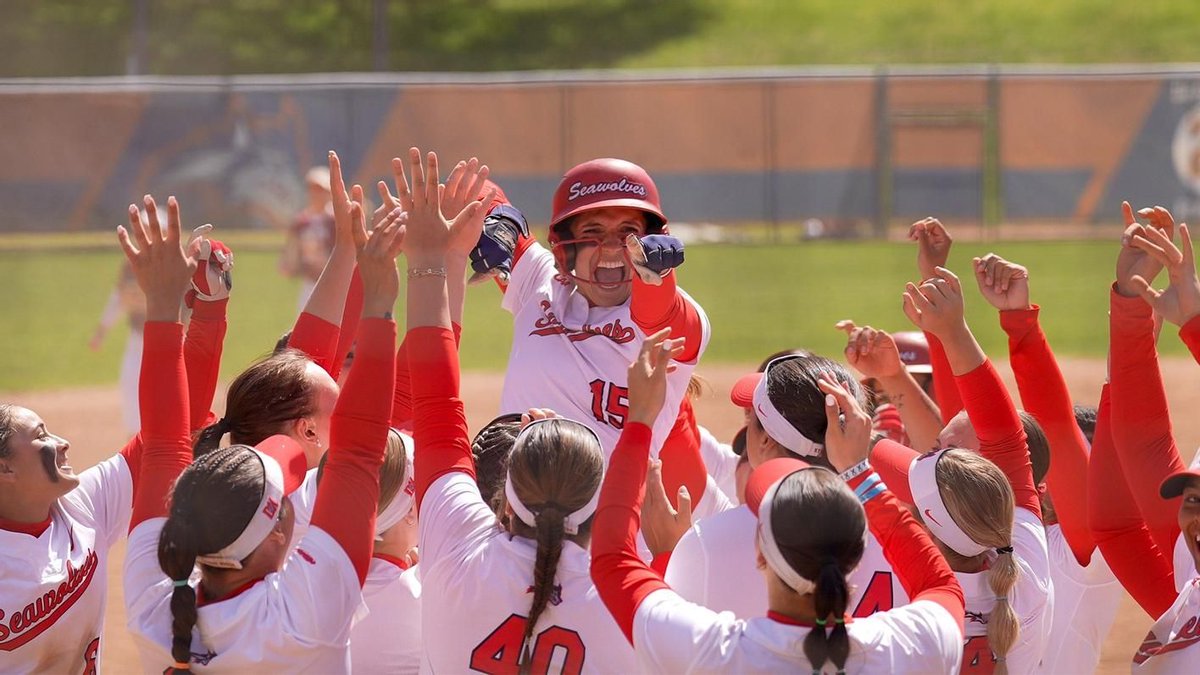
[6,357,1198,673]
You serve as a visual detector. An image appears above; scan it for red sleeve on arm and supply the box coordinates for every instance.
[590,423,669,644]
[311,318,396,585]
[1001,306,1094,564]
[408,326,473,510]
[630,271,704,363]
[391,323,461,430]
[657,398,708,510]
[1087,384,1178,617]
[1109,287,1187,555]
[925,332,963,425]
[184,298,228,432]
[853,471,964,630]
[329,270,363,382]
[956,360,1040,518]
[288,311,340,375]
[1180,314,1200,366]
[129,322,193,529]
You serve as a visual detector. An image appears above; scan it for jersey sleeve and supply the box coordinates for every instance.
[391,322,462,430]
[310,317,396,585]
[629,270,708,364]
[274,527,363,646]
[288,311,341,375]
[658,398,710,512]
[329,270,363,382]
[956,359,1040,519]
[590,422,671,643]
[856,599,965,674]
[925,332,964,425]
[183,297,228,431]
[630,588,741,673]
[1108,286,1187,556]
[1000,306,1095,564]
[499,243,556,316]
[1087,384,1178,617]
[65,453,135,549]
[1179,314,1200,365]
[417,472,502,578]
[408,326,474,509]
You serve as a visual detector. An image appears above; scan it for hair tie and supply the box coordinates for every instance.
[172,579,189,588]
[171,663,191,671]
[834,617,846,625]
[814,618,827,626]
[996,545,1014,555]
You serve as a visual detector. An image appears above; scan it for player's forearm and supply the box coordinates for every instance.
[184,298,228,432]
[875,371,942,453]
[1181,314,1200,365]
[956,360,1040,516]
[330,271,364,382]
[924,332,963,424]
[447,253,469,327]
[129,321,193,527]
[408,326,473,508]
[631,272,704,362]
[301,244,356,326]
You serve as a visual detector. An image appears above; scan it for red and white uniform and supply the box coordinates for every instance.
[352,561,421,674]
[592,424,964,674]
[411,326,636,674]
[125,317,396,673]
[1037,525,1121,675]
[498,243,709,460]
[1134,577,1200,673]
[664,506,907,620]
[0,300,227,674]
[697,424,739,503]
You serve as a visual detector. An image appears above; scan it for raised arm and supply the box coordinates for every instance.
[908,217,964,422]
[627,234,705,364]
[118,196,196,529]
[591,330,682,642]
[182,234,233,431]
[309,201,404,585]
[904,266,1038,517]
[1109,204,1188,555]
[975,253,1095,564]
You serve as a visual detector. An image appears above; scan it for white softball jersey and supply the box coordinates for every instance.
[664,504,909,621]
[697,424,739,503]
[1174,531,1197,592]
[351,560,422,674]
[956,507,1052,674]
[499,243,709,459]
[1035,524,1121,675]
[0,454,132,674]
[630,587,962,674]
[1134,577,1200,673]
[418,472,636,674]
[124,519,361,673]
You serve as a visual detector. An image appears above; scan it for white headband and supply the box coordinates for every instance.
[753,358,824,457]
[909,449,988,557]
[503,418,602,535]
[375,431,416,539]
[196,450,285,570]
[756,476,816,594]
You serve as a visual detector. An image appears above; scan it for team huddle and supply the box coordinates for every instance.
[2,146,1199,675]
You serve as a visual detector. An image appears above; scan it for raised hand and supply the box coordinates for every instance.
[818,376,873,473]
[519,408,560,428]
[626,328,684,428]
[640,459,693,556]
[1116,201,1175,298]
[117,195,197,322]
[355,203,407,318]
[836,321,904,380]
[625,234,685,286]
[1128,223,1200,327]
[972,253,1030,311]
[440,158,493,259]
[397,148,484,268]
[185,226,233,308]
[909,217,953,281]
[328,151,361,251]
[902,267,966,339]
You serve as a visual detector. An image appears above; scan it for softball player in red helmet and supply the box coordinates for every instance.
[469,158,710,504]
[590,333,964,674]
[0,195,231,674]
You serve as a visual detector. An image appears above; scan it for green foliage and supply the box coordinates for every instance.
[3,0,1200,77]
[0,238,1180,392]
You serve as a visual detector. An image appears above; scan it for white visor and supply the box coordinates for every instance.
[753,357,824,457]
[196,450,286,570]
[909,449,988,557]
[504,418,602,535]
[375,431,417,538]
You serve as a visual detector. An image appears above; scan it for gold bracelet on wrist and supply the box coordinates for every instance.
[408,267,447,279]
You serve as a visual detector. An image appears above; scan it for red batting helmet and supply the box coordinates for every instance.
[548,158,667,274]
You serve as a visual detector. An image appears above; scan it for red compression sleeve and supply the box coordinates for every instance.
[184,298,227,432]
[1109,287,1187,555]
[1001,306,1094,564]
[1181,315,1200,365]
[926,332,963,425]
[1087,385,1177,617]
[288,312,340,375]
[657,397,708,510]
[409,326,473,510]
[391,323,461,430]
[330,271,363,382]
[630,271,704,363]
[591,422,669,644]
[853,471,964,630]
[956,360,1040,518]
[129,322,192,529]
[311,318,395,585]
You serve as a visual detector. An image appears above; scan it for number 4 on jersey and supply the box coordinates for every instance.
[588,379,628,429]
[469,613,586,675]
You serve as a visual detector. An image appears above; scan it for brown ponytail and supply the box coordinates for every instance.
[157,446,266,668]
[502,420,604,674]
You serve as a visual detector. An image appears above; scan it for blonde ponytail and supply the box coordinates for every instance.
[986,547,1020,674]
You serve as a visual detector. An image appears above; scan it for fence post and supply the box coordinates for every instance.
[984,64,1003,240]
[873,67,891,238]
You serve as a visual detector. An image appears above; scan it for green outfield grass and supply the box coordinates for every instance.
[0,238,1180,392]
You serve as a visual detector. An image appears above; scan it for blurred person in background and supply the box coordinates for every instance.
[280,166,336,309]
[89,260,145,435]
